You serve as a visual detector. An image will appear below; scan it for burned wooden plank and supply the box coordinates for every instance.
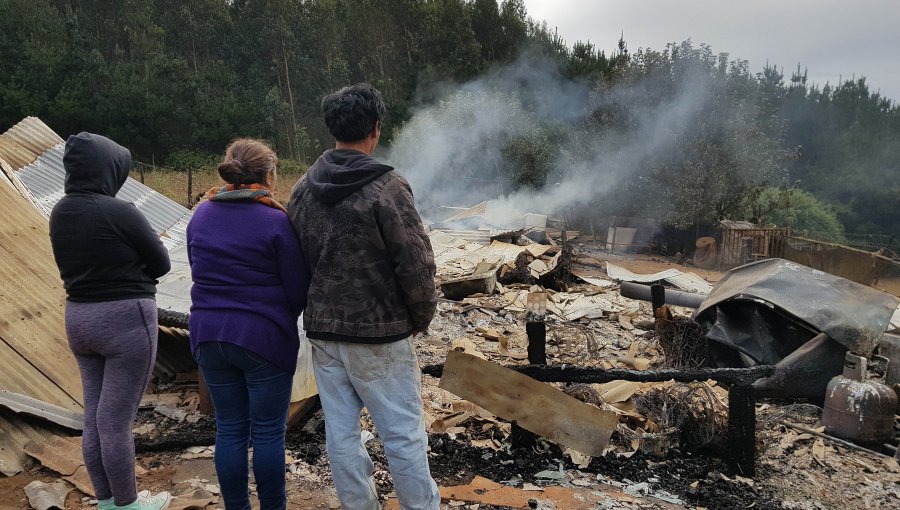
[439,351,618,456]
[286,396,318,430]
[426,360,774,476]
[424,363,775,387]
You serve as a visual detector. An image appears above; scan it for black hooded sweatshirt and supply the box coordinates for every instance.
[49,132,170,302]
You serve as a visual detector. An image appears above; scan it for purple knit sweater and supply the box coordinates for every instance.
[187,200,310,373]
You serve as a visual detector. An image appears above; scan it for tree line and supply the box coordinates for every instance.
[1,0,896,240]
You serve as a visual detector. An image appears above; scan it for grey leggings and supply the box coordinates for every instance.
[66,298,157,505]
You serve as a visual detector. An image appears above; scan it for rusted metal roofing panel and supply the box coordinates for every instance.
[0,138,38,170]
[0,410,71,477]
[2,116,64,155]
[0,117,63,171]
[0,181,84,411]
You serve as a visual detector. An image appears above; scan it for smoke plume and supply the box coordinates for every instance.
[385,49,764,230]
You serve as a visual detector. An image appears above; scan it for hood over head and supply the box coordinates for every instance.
[63,132,132,196]
[306,149,393,205]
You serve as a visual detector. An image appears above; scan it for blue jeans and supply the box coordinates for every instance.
[195,342,293,510]
[310,337,440,510]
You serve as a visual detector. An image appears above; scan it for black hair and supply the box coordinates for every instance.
[321,83,386,142]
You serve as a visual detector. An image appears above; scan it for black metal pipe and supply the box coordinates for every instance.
[620,281,707,309]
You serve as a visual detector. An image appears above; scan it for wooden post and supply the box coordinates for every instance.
[727,384,756,477]
[526,313,547,365]
[650,283,666,314]
[741,237,753,264]
[513,312,547,449]
[187,166,193,206]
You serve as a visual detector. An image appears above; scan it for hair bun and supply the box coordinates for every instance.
[217,159,248,183]
[219,139,277,186]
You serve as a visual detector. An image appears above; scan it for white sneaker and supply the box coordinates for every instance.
[116,491,172,510]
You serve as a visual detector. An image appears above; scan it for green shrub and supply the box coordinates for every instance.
[750,187,847,243]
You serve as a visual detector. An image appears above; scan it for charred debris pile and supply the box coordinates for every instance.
[424,205,900,483]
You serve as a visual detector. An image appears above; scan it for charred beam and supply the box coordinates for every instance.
[422,363,774,387]
[727,384,756,476]
[424,361,770,476]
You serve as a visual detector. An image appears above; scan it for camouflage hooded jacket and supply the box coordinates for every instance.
[287,149,437,343]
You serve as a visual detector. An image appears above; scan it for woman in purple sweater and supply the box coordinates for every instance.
[187,139,310,510]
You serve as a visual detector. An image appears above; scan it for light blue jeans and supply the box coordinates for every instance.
[310,337,440,510]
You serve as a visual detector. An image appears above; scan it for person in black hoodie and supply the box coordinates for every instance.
[49,133,172,510]
[288,84,439,510]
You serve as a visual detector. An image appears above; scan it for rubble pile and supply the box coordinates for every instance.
[4,225,900,509]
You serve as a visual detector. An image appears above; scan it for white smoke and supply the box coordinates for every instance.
[386,52,716,228]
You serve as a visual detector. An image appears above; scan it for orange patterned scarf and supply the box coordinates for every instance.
[204,184,287,213]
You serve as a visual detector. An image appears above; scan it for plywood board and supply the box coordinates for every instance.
[439,350,618,456]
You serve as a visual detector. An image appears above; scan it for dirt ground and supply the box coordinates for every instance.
[3,247,898,509]
[587,251,725,285]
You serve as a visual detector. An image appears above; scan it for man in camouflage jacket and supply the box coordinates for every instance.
[288,83,440,510]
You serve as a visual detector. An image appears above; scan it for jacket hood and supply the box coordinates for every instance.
[306,149,393,205]
[63,132,132,196]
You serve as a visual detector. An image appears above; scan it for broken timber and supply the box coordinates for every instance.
[426,361,774,476]
[439,351,619,456]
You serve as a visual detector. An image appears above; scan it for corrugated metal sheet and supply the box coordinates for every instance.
[18,144,191,235]
[2,116,64,156]
[0,138,37,170]
[3,120,195,320]
[433,228,493,245]
[14,142,195,317]
[0,117,63,170]
[156,244,192,315]
[0,181,83,410]
[2,119,317,407]
[0,409,69,477]
[0,179,83,476]
[440,201,488,223]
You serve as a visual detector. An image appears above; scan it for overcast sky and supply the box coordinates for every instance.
[523,0,900,102]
